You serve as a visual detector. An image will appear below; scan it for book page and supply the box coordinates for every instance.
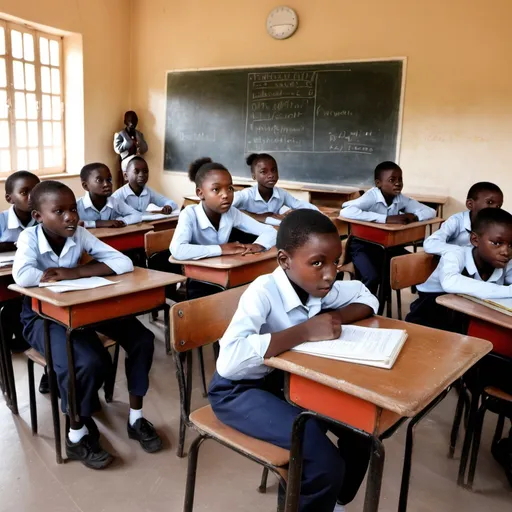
[39,276,116,293]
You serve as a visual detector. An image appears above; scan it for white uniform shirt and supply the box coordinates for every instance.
[341,187,436,224]
[417,246,512,298]
[170,203,277,260]
[216,266,379,380]
[423,211,471,256]
[77,192,142,228]
[0,206,37,242]
[112,184,178,213]
[13,224,133,287]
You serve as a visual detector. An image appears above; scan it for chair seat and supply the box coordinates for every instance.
[24,348,46,367]
[190,405,290,468]
[485,386,512,403]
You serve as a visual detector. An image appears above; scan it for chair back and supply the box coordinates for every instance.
[144,228,175,258]
[390,252,439,291]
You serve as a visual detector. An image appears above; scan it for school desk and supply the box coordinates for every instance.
[265,315,492,512]
[183,195,200,207]
[143,216,179,232]
[9,267,185,463]
[407,193,448,218]
[317,206,348,237]
[169,247,278,290]
[89,223,154,251]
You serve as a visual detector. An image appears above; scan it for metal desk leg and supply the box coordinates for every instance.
[163,302,171,354]
[65,328,79,423]
[363,436,385,512]
[0,304,18,414]
[457,386,481,486]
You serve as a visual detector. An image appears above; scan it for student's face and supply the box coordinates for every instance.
[471,223,512,269]
[197,170,234,214]
[253,158,279,190]
[125,113,138,130]
[6,176,40,213]
[32,189,79,239]
[124,160,149,188]
[278,232,342,298]
[375,169,403,197]
[467,191,503,215]
[82,167,113,197]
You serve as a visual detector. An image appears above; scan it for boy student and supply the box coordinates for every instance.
[112,156,178,214]
[340,161,436,294]
[423,182,503,256]
[13,181,162,469]
[77,163,142,228]
[209,209,379,512]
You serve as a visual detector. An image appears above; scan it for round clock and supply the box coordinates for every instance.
[266,6,299,40]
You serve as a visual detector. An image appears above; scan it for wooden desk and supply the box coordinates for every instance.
[318,206,348,237]
[9,268,185,463]
[183,195,200,207]
[266,316,492,512]
[143,216,179,232]
[89,223,154,251]
[408,193,448,218]
[170,248,278,289]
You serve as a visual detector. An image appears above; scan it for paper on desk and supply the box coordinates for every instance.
[279,206,291,215]
[0,250,16,267]
[39,276,116,293]
[141,211,179,222]
[265,216,281,226]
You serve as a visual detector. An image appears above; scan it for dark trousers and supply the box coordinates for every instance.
[209,370,371,511]
[147,250,184,301]
[2,299,28,352]
[21,298,155,417]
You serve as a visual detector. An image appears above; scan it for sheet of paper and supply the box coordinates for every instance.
[39,276,116,293]
[141,211,179,221]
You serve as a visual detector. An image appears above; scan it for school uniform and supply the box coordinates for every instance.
[423,211,471,256]
[209,267,379,511]
[77,192,142,228]
[112,183,178,213]
[0,206,37,242]
[113,128,148,161]
[13,225,155,416]
[341,187,436,293]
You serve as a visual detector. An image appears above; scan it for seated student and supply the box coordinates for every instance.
[340,161,436,294]
[77,162,142,228]
[170,157,277,261]
[232,153,319,224]
[423,181,503,256]
[209,209,378,511]
[13,181,163,469]
[112,156,178,214]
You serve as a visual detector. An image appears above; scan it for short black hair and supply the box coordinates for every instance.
[30,181,75,211]
[80,163,109,182]
[374,161,402,181]
[467,182,503,201]
[5,171,39,195]
[472,207,512,235]
[188,157,229,187]
[277,209,338,253]
[124,110,137,123]
[125,156,147,174]
[246,153,277,171]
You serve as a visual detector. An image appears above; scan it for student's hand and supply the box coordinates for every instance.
[401,213,419,223]
[41,267,81,283]
[161,205,173,215]
[220,242,247,255]
[303,312,341,342]
[385,214,409,224]
[241,244,266,255]
[96,220,126,228]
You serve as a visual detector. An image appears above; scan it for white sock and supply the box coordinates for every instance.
[68,424,89,444]
[129,408,143,426]
[333,505,345,512]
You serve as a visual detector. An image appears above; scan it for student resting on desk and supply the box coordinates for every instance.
[232,153,318,225]
[13,181,163,469]
[423,181,503,256]
[112,155,178,214]
[341,161,436,294]
[209,209,379,512]
[77,162,142,228]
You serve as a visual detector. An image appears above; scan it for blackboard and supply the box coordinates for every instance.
[164,60,404,187]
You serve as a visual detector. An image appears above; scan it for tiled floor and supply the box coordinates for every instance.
[0,290,511,512]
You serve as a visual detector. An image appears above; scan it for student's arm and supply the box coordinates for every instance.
[136,131,148,155]
[0,241,16,252]
[12,230,44,287]
[233,208,277,250]
[402,196,436,221]
[340,192,387,223]
[504,262,512,286]
[423,215,460,256]
[282,189,319,211]
[113,131,130,154]
[231,189,247,210]
[148,187,178,212]
[40,263,114,283]
[113,198,142,225]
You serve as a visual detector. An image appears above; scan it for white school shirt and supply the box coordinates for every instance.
[112,184,178,213]
[0,206,37,243]
[340,187,436,224]
[417,246,512,298]
[216,266,379,380]
[423,211,471,256]
[77,192,142,228]
[170,203,277,260]
[12,224,134,288]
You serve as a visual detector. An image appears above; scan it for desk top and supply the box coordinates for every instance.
[8,267,185,307]
[89,223,154,239]
[170,247,278,269]
[437,294,512,330]
[339,216,444,231]
[265,315,491,417]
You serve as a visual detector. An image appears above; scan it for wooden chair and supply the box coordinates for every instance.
[171,287,289,511]
[337,236,356,280]
[389,252,439,320]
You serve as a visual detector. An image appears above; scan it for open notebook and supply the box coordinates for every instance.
[291,325,408,369]
[39,276,116,293]
[459,294,512,317]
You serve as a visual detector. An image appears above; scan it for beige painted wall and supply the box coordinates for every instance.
[0,0,131,209]
[130,0,512,216]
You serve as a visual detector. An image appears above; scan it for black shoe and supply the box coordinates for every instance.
[83,417,100,442]
[38,371,49,395]
[491,438,512,487]
[127,418,163,453]
[66,434,114,470]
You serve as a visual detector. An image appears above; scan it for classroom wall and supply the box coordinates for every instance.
[130,0,512,216]
[0,0,131,209]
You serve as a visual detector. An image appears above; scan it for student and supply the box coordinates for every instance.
[232,153,319,224]
[113,111,148,164]
[423,182,503,256]
[341,161,436,293]
[112,156,178,214]
[77,163,142,228]
[170,157,277,261]
[209,209,378,511]
[13,181,163,469]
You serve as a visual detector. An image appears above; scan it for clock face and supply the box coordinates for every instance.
[266,6,298,40]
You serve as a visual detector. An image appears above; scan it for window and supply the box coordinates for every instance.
[0,20,64,176]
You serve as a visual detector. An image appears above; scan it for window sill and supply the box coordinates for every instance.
[0,172,79,182]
